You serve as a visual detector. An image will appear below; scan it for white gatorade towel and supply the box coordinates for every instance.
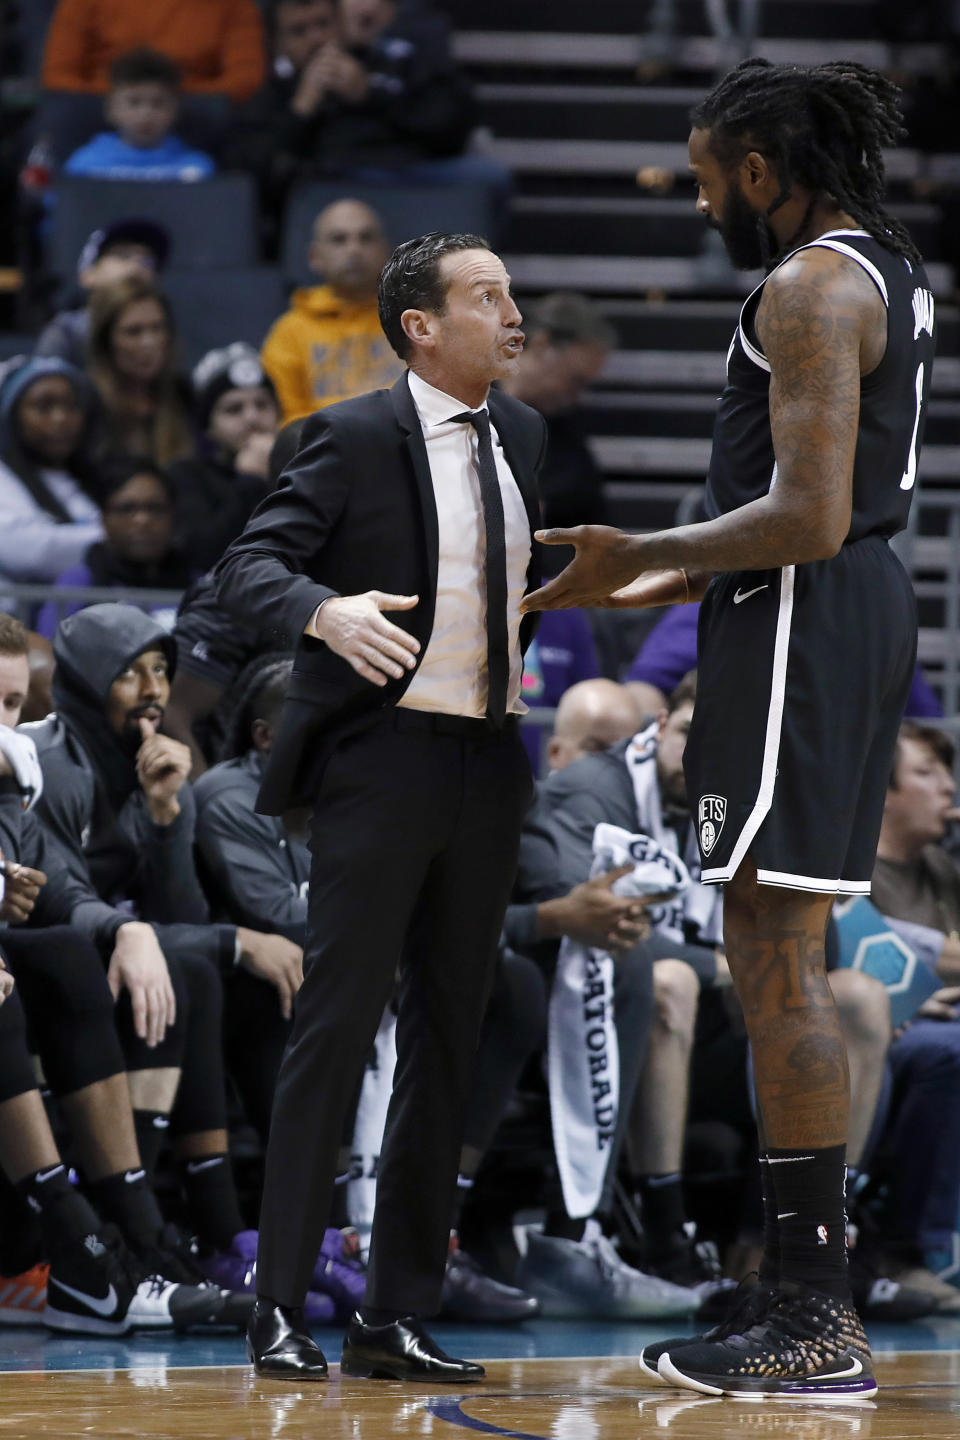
[347,1007,397,1249]
[549,822,690,1218]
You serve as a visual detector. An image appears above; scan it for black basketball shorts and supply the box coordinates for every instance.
[683,535,917,894]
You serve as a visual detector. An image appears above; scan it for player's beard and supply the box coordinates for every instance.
[712,184,779,271]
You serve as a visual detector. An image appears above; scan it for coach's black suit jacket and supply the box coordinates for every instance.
[215,372,546,813]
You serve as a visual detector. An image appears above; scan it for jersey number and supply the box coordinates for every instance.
[900,362,924,492]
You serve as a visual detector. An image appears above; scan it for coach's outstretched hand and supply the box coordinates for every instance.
[314,591,421,686]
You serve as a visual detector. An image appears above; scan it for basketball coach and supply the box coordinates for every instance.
[215,233,545,1382]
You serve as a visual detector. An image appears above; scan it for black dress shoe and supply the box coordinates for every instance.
[440,1249,541,1323]
[246,1298,329,1380]
[340,1312,485,1382]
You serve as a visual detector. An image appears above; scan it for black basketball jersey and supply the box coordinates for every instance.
[704,230,936,542]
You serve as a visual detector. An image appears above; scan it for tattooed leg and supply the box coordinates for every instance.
[724,859,848,1148]
[725,858,852,1297]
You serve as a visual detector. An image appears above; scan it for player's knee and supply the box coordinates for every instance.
[182,950,223,1012]
[828,968,891,1048]
[652,958,699,1039]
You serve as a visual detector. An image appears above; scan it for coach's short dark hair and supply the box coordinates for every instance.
[377,232,490,360]
[890,720,955,788]
[110,47,182,92]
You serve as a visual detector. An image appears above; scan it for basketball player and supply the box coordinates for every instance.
[521,59,935,1400]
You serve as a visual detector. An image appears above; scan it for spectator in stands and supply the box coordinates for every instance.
[194,656,300,1141]
[497,306,615,713]
[164,422,307,776]
[638,0,759,82]
[238,0,507,206]
[63,50,216,183]
[87,275,193,466]
[0,612,230,1331]
[546,678,641,773]
[35,219,170,370]
[42,0,265,104]
[873,722,960,980]
[0,356,103,595]
[261,199,403,420]
[494,680,698,1318]
[22,633,55,724]
[167,345,279,571]
[499,292,614,580]
[24,605,350,1316]
[36,456,194,640]
[533,676,730,1296]
[867,721,960,1310]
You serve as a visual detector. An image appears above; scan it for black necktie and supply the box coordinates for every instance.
[452,409,509,726]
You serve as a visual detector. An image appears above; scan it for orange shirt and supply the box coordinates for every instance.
[42,0,265,102]
[261,285,406,423]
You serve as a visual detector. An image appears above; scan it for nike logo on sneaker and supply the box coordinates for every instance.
[48,1277,118,1318]
[777,1212,798,1220]
[185,1157,224,1175]
[820,1355,863,1379]
[733,584,768,604]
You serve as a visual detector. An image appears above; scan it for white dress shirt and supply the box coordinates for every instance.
[397,370,531,718]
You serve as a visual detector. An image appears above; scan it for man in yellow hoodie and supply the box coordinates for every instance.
[261,198,405,421]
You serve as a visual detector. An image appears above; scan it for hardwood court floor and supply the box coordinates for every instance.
[2,1350,960,1440]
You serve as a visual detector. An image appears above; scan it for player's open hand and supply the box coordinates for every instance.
[315,591,420,687]
[520,525,643,612]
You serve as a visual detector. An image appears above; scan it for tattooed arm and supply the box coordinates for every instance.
[521,248,886,611]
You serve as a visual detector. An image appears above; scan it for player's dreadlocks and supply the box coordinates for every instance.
[691,58,922,264]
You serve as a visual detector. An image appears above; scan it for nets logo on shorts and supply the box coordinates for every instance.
[698,795,726,856]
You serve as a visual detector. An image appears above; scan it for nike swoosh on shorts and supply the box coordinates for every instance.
[733,585,768,604]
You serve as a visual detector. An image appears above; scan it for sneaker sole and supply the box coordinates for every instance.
[638,1351,667,1383]
[658,1351,878,1402]
[44,1303,130,1337]
[0,1309,46,1327]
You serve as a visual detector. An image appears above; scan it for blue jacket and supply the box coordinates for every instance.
[64,132,215,182]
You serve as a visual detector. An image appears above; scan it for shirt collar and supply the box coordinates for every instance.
[407,370,490,430]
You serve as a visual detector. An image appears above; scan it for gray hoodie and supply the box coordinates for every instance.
[22,604,234,964]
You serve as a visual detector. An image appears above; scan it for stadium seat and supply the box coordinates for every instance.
[47,174,260,280]
[162,266,286,368]
[280,180,499,289]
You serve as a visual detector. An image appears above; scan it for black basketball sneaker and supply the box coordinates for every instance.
[639,1279,775,1383]
[657,1280,877,1402]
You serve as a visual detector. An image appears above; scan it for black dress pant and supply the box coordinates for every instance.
[256,710,533,1314]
